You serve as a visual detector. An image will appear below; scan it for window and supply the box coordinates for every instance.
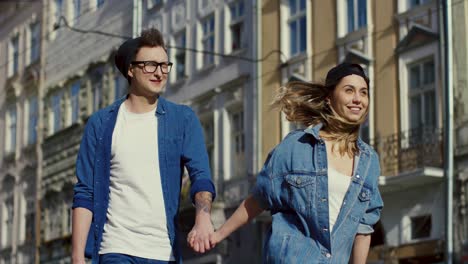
[288,0,307,56]
[147,0,162,9]
[66,207,72,235]
[46,206,62,240]
[174,32,186,80]
[409,0,429,8]
[54,0,63,24]
[114,74,126,101]
[411,215,431,239]
[230,110,245,178]
[201,119,214,170]
[202,16,215,67]
[71,81,80,123]
[9,35,19,76]
[50,92,63,134]
[2,198,14,247]
[92,70,104,111]
[229,1,245,51]
[5,106,17,154]
[27,97,38,145]
[360,117,369,144]
[24,199,35,243]
[30,23,40,63]
[408,58,436,130]
[347,0,367,33]
[73,0,81,22]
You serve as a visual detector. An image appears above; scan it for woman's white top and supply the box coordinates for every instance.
[327,166,352,233]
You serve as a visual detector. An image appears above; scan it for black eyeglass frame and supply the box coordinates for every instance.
[131,61,174,74]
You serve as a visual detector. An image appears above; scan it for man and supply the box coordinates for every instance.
[72,28,216,264]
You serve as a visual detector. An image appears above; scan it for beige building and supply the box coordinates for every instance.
[257,0,457,263]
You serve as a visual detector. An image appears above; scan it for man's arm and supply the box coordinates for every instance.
[71,115,98,263]
[72,208,92,264]
[350,234,371,264]
[188,191,214,253]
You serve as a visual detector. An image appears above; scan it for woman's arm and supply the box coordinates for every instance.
[209,194,264,246]
[350,234,371,264]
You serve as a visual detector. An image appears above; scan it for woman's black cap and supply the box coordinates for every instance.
[325,63,369,87]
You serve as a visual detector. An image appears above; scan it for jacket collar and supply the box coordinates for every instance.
[107,95,167,115]
[304,123,369,153]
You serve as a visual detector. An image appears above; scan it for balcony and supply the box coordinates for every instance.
[373,127,444,193]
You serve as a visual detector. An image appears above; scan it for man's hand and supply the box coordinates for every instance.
[71,256,87,264]
[187,214,214,253]
[188,192,214,253]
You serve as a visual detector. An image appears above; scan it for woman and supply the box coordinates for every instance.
[199,63,383,263]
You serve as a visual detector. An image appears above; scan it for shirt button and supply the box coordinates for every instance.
[326,253,331,258]
[321,198,327,202]
[356,175,360,178]
[296,178,302,184]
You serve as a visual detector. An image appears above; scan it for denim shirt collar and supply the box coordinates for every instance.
[303,123,370,154]
[106,95,167,115]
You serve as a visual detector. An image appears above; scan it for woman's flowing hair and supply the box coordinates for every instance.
[272,80,369,157]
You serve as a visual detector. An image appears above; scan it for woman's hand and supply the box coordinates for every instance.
[209,230,224,248]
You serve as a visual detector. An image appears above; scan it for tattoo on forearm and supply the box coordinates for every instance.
[194,192,212,214]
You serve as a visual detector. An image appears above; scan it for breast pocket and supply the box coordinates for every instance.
[350,186,372,222]
[284,174,316,214]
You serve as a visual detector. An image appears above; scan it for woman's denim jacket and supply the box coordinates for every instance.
[252,124,383,264]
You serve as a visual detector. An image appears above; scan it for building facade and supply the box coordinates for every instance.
[0,1,44,263]
[1,0,468,263]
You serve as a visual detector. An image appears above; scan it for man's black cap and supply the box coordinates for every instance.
[114,37,141,81]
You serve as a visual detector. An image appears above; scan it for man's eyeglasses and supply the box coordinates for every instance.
[131,61,173,74]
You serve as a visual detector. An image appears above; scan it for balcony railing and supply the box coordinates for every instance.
[372,127,443,176]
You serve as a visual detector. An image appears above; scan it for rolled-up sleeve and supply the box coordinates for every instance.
[251,150,275,210]
[182,107,216,203]
[357,153,384,234]
[72,116,97,213]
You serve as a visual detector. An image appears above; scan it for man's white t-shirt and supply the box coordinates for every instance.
[99,102,175,261]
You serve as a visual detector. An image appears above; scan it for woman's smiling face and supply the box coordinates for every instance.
[329,74,369,123]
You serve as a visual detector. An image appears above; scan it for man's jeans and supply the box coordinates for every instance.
[99,253,176,264]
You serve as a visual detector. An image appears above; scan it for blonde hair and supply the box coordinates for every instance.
[272,81,368,157]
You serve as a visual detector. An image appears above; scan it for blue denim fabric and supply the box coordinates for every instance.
[72,97,216,264]
[252,124,383,264]
[99,253,176,264]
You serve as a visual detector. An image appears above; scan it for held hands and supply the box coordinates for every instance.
[208,229,223,248]
[187,223,225,253]
[187,214,214,253]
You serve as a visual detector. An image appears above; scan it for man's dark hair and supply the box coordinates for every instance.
[114,28,167,84]
[137,28,166,52]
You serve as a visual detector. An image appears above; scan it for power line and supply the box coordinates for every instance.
[54,15,287,63]
[0,0,465,71]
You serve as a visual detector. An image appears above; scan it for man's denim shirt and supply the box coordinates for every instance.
[72,97,216,264]
[252,124,383,264]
